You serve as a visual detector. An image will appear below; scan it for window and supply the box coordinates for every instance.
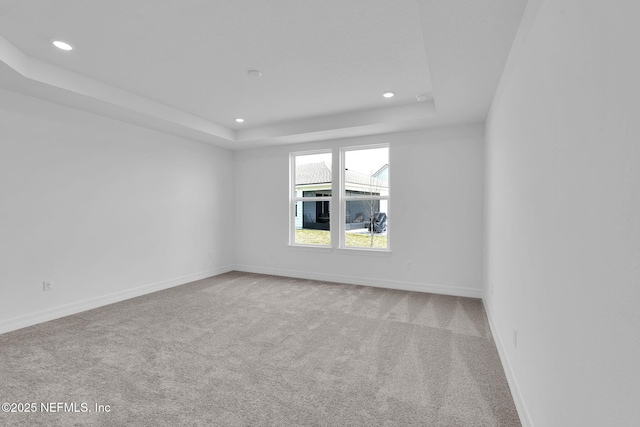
[290,151,332,246]
[290,144,389,251]
[341,145,389,249]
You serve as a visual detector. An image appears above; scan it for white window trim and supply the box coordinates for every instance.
[289,145,390,253]
[289,149,332,248]
[339,144,390,252]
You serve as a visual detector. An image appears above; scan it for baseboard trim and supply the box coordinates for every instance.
[233,264,482,298]
[0,266,234,335]
[483,298,533,427]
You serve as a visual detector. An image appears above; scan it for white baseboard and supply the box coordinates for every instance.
[0,265,234,335]
[233,264,482,298]
[483,297,533,427]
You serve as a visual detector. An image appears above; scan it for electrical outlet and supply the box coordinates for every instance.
[405,260,412,270]
[43,280,53,291]
[513,328,518,348]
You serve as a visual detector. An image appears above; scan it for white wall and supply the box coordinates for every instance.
[0,88,235,333]
[234,125,485,297]
[485,0,640,425]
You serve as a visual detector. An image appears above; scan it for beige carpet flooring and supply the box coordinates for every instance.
[0,272,520,426]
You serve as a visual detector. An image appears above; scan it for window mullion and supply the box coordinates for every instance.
[332,148,341,249]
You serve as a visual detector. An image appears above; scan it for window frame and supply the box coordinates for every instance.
[289,144,390,252]
[289,149,333,247]
[339,144,390,252]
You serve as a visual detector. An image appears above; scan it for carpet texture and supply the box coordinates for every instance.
[0,272,520,426]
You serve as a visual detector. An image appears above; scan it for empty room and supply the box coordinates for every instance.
[1,0,638,426]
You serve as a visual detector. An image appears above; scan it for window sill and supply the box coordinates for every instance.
[287,245,391,257]
[336,247,392,257]
[288,244,333,254]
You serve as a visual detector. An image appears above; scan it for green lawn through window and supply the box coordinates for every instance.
[295,229,387,248]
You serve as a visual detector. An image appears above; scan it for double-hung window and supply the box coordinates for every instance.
[290,150,332,247]
[341,145,389,249]
[290,144,389,250]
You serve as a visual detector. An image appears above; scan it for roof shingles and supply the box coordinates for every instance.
[296,162,388,188]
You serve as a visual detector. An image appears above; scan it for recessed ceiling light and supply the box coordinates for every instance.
[247,70,262,77]
[235,118,245,123]
[382,92,395,98]
[52,40,73,51]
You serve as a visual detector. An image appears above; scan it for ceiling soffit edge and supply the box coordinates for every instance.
[0,35,438,148]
